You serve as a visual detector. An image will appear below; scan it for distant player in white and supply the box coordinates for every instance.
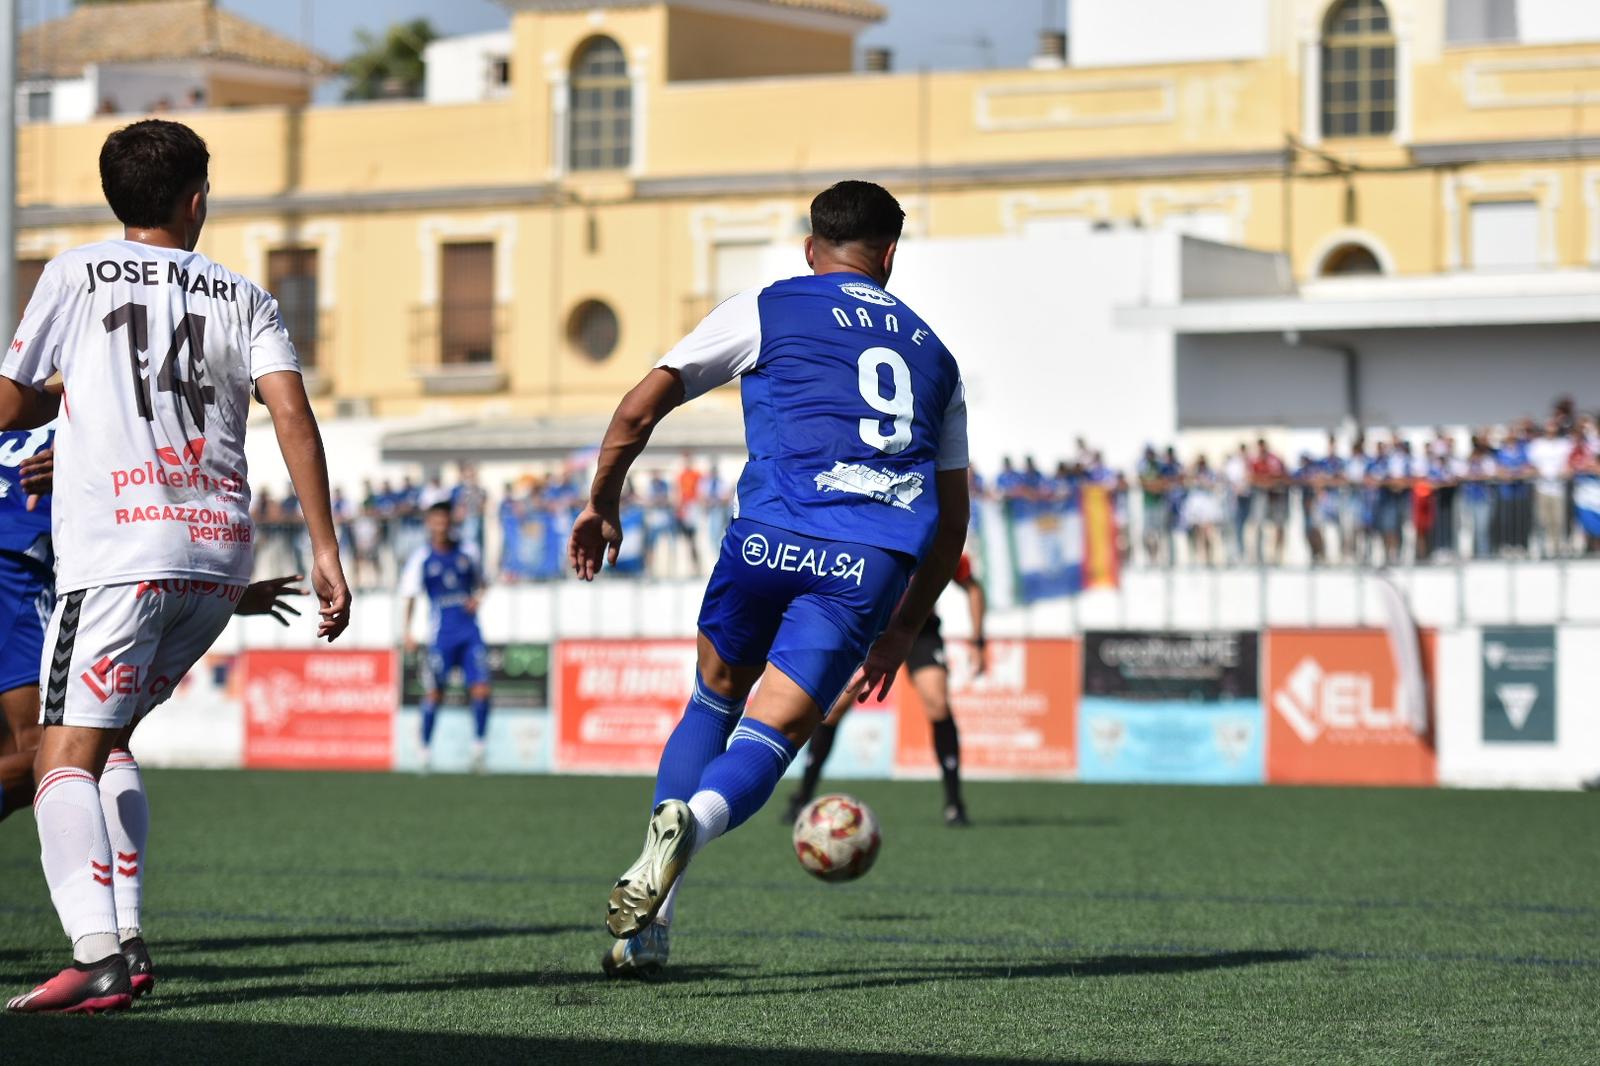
[0,120,352,1014]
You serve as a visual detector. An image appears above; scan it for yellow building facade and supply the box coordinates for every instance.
[14,0,1600,427]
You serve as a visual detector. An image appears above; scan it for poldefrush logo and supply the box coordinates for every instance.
[839,281,896,307]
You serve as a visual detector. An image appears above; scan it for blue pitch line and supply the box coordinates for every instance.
[4,854,1590,924]
[2,900,1594,972]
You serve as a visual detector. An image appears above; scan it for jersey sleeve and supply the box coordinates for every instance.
[935,377,970,471]
[398,548,427,600]
[655,288,762,402]
[248,287,302,381]
[0,265,67,388]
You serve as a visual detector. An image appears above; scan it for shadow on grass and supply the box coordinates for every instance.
[697,948,1313,997]
[158,922,590,954]
[130,963,752,1013]
[1,1019,1202,1065]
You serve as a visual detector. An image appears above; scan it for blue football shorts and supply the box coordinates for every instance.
[425,633,491,692]
[0,550,52,694]
[698,517,914,713]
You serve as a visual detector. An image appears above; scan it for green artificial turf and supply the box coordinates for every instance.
[1,770,1595,1064]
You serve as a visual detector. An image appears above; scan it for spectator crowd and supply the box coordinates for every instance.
[1092,398,1600,568]
[251,397,1600,587]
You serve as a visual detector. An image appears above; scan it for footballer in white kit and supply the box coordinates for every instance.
[0,120,352,1014]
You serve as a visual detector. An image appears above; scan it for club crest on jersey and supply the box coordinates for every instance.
[839,282,896,307]
[813,462,924,512]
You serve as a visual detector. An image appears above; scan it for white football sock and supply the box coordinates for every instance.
[656,873,686,928]
[686,790,730,858]
[35,767,120,963]
[100,749,149,941]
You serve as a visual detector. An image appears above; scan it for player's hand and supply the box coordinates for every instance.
[465,595,481,616]
[972,638,989,678]
[311,549,352,642]
[569,504,622,581]
[20,447,52,510]
[237,574,305,626]
[851,624,916,704]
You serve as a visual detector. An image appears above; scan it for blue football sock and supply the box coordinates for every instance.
[695,718,797,831]
[471,695,491,740]
[653,673,744,807]
[420,699,440,747]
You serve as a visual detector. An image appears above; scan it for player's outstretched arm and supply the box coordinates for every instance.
[257,370,351,641]
[237,576,306,626]
[855,467,971,702]
[570,368,686,580]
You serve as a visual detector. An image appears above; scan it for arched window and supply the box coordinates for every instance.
[1321,0,1396,139]
[1319,242,1384,276]
[569,37,631,172]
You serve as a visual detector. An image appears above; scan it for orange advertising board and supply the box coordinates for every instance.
[555,640,696,773]
[1265,629,1437,786]
[241,650,397,771]
[895,638,1078,778]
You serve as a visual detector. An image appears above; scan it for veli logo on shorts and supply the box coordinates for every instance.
[80,656,170,703]
[741,532,868,586]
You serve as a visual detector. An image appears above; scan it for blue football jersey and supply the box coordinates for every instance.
[659,273,967,558]
[399,541,484,644]
[0,426,54,562]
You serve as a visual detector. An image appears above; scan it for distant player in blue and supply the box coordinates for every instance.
[570,182,970,977]
[0,428,54,822]
[401,501,492,773]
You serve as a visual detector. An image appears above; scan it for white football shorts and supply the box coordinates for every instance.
[40,579,242,729]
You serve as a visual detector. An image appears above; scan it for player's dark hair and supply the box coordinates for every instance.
[427,501,453,516]
[809,181,905,246]
[99,120,210,228]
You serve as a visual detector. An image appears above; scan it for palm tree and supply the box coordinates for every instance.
[343,18,437,101]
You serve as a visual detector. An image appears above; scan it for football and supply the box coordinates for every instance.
[792,793,882,882]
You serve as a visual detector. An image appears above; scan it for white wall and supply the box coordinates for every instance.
[885,231,1181,472]
[424,31,514,105]
[1071,0,1271,67]
[1516,0,1600,44]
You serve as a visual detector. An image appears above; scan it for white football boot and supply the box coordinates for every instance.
[601,924,671,978]
[606,800,697,938]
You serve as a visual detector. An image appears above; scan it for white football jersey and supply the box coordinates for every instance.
[1,240,301,593]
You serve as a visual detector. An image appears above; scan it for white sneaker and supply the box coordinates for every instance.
[606,800,696,938]
[601,924,670,978]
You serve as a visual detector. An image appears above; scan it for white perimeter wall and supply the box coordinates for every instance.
[138,566,1600,788]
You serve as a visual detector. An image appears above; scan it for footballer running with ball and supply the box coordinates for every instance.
[570,180,970,977]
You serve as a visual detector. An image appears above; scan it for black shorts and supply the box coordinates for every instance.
[906,615,947,674]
